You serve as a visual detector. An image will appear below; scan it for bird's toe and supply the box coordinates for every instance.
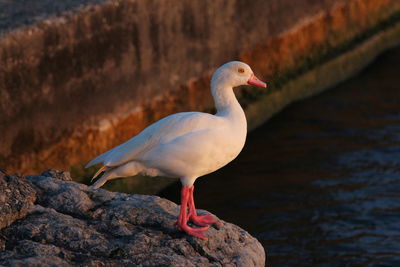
[189,214,222,227]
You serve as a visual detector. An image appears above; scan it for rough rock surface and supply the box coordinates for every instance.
[0,171,36,230]
[0,170,265,266]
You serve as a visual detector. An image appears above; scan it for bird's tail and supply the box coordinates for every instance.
[91,170,115,189]
[91,165,109,183]
[90,161,144,189]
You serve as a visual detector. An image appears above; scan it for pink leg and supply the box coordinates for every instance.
[188,185,222,227]
[175,186,209,240]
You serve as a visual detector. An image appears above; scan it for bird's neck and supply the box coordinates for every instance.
[211,83,246,122]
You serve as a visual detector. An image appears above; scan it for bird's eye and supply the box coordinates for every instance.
[238,68,245,74]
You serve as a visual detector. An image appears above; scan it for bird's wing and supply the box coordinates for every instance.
[85,146,119,168]
[87,112,222,168]
[85,140,126,168]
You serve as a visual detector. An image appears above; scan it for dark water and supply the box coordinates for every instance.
[159,46,400,266]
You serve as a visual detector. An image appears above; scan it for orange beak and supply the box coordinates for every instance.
[247,74,267,88]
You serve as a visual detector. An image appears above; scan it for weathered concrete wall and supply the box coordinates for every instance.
[0,0,399,174]
[245,21,400,131]
[0,0,108,35]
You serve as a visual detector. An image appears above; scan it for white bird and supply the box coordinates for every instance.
[86,61,267,239]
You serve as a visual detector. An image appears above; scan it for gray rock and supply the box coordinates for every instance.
[0,169,265,266]
[0,171,36,229]
[41,169,73,181]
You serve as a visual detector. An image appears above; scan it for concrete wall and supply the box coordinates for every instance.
[0,0,399,174]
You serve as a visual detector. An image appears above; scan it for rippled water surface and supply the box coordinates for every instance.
[159,46,400,266]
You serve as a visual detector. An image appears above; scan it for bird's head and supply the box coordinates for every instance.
[211,61,267,89]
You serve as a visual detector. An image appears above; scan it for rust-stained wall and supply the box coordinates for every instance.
[0,0,399,174]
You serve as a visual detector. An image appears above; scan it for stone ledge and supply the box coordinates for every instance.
[0,169,265,266]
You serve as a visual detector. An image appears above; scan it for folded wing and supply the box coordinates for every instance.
[86,111,222,169]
